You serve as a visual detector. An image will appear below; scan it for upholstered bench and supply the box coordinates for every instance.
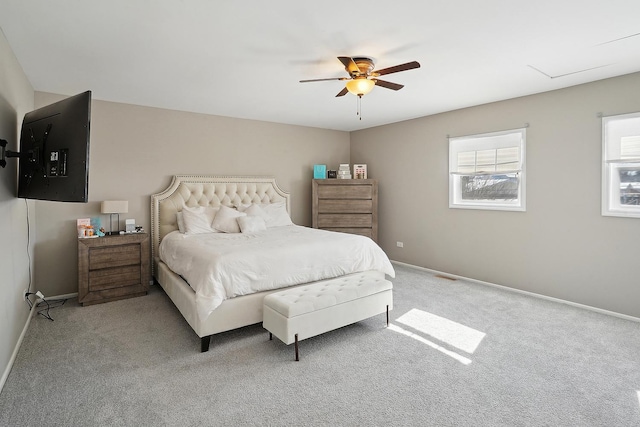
[263,271,393,361]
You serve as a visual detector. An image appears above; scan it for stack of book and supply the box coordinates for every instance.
[337,164,351,179]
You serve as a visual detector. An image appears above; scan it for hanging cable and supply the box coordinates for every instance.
[23,199,34,309]
[25,199,32,293]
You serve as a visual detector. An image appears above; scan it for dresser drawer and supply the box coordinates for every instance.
[321,227,373,239]
[89,244,141,270]
[318,199,373,213]
[317,213,372,228]
[317,185,373,199]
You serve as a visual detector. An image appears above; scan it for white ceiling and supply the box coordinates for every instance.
[2,1,640,132]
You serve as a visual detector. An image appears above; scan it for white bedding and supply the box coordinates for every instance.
[159,225,395,320]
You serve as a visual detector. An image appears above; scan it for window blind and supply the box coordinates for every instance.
[449,127,526,211]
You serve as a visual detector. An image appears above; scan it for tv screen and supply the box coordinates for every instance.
[17,91,91,202]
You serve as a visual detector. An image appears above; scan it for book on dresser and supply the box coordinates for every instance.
[312,179,378,242]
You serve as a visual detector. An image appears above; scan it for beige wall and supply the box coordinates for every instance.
[0,29,35,387]
[351,72,640,318]
[33,92,350,297]
[4,36,639,388]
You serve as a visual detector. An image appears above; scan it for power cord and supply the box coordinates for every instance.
[21,190,68,321]
[36,298,68,321]
[25,199,31,292]
[25,292,68,321]
[22,199,34,309]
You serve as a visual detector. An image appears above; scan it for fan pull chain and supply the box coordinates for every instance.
[357,95,362,120]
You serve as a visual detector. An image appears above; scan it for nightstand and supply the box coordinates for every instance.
[77,233,150,306]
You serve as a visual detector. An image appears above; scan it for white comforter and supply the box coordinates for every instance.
[159,225,395,320]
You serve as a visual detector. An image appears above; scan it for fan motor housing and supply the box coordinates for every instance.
[351,57,375,76]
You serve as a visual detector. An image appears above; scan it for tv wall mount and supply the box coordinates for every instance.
[0,138,20,168]
[2,124,51,175]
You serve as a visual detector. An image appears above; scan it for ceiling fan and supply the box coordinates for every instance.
[300,56,421,97]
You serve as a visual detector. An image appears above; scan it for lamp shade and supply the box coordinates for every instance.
[346,78,375,96]
[101,200,128,214]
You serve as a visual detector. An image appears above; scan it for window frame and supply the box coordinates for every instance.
[602,112,640,218]
[449,128,527,212]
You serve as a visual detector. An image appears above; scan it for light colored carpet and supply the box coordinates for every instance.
[1,264,639,426]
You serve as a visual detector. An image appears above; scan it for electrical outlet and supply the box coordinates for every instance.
[396,241,404,248]
[24,289,29,300]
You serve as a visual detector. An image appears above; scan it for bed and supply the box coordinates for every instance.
[151,175,395,351]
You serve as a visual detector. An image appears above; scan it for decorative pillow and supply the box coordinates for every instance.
[211,205,246,233]
[243,203,271,221]
[182,206,219,234]
[237,215,267,233]
[262,202,293,227]
[176,211,186,233]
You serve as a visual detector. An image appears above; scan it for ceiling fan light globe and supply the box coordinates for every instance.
[346,78,375,96]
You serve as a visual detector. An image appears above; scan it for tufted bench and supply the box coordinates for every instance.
[263,271,393,361]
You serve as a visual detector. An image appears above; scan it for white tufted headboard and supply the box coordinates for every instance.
[150,175,290,276]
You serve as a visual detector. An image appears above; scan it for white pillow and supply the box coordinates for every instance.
[243,203,271,221]
[176,211,186,233]
[211,205,246,233]
[237,215,267,233]
[182,206,219,234]
[262,202,293,227]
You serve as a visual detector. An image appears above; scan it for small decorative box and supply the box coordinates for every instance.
[313,164,327,179]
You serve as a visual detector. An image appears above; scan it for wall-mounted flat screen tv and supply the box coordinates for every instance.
[17,91,91,202]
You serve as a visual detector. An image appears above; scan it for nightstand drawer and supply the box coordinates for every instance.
[89,244,141,270]
[89,265,142,291]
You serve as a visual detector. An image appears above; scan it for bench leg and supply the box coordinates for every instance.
[295,333,299,361]
[201,335,211,352]
[386,305,389,327]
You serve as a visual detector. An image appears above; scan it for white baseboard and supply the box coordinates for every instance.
[392,260,640,324]
[1,291,79,394]
[47,292,78,300]
[0,302,37,394]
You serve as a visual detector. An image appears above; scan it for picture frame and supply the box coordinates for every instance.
[353,164,367,179]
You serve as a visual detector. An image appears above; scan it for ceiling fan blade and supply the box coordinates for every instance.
[338,56,360,75]
[374,61,421,76]
[335,87,349,97]
[300,77,347,83]
[373,79,404,91]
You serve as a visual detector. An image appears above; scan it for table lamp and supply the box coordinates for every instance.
[101,200,128,235]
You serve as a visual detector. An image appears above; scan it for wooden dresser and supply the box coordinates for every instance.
[312,179,378,242]
[77,233,150,306]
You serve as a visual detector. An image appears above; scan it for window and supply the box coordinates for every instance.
[449,128,526,211]
[602,112,640,218]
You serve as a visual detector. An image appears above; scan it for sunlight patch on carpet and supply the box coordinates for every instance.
[395,308,486,354]
[388,324,472,365]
